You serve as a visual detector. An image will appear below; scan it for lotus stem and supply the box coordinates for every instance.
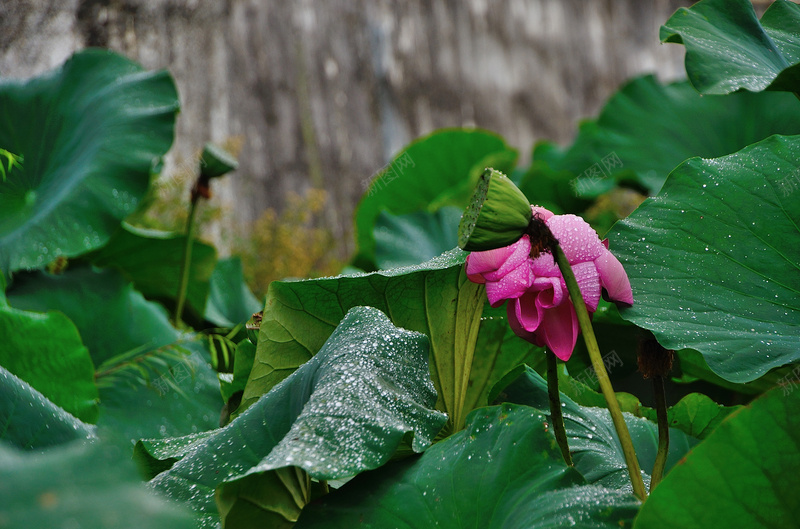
[174,196,199,327]
[650,374,669,491]
[547,350,573,466]
[552,243,647,501]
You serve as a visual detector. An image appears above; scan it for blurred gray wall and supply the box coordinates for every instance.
[0,0,692,255]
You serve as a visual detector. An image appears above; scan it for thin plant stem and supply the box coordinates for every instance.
[547,350,573,466]
[552,244,648,501]
[174,197,199,327]
[650,374,669,492]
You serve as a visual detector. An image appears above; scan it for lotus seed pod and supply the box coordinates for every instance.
[458,168,532,251]
[637,337,674,379]
[200,143,238,179]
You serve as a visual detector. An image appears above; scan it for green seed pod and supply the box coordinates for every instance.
[200,143,238,179]
[458,168,532,251]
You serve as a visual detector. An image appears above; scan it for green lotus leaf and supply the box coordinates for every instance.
[640,393,739,440]
[661,0,800,95]
[525,75,800,200]
[673,348,795,396]
[0,440,195,529]
[0,49,179,273]
[149,306,446,529]
[0,365,95,450]
[374,207,461,269]
[133,431,217,480]
[0,300,98,423]
[6,266,221,444]
[296,404,641,529]
[242,249,492,433]
[610,135,800,383]
[634,385,800,528]
[203,256,262,328]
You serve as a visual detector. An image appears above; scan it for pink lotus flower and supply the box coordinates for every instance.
[465,206,633,361]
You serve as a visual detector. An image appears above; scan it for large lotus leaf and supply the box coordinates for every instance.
[634,385,800,528]
[85,223,217,322]
[609,135,800,383]
[133,431,217,480]
[661,0,800,95]
[243,249,485,433]
[673,348,794,396]
[497,366,695,493]
[0,440,195,529]
[149,306,446,529]
[203,256,262,328]
[525,75,800,199]
[296,404,640,529]
[6,266,221,443]
[0,365,95,450]
[0,300,98,423]
[374,207,462,269]
[0,49,179,273]
[353,129,517,270]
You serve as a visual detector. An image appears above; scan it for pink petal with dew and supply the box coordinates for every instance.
[466,249,509,283]
[531,251,559,277]
[595,249,634,305]
[465,236,531,282]
[538,300,580,361]
[485,262,533,307]
[571,260,601,312]
[547,214,605,264]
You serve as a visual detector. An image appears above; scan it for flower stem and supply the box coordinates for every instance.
[547,350,573,466]
[552,244,647,501]
[650,374,669,492]
[174,196,199,327]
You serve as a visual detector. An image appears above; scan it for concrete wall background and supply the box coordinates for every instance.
[0,0,692,256]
